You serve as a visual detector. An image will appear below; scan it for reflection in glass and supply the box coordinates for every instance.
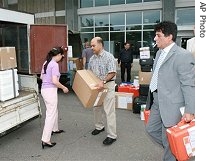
[143,30,156,57]
[80,33,94,44]
[81,16,94,27]
[126,11,142,25]
[126,0,141,4]
[95,0,108,7]
[143,10,160,24]
[110,26,125,31]
[80,0,93,8]
[95,32,109,51]
[110,13,125,26]
[95,14,109,26]
[126,31,141,58]
[176,8,195,26]
[144,0,160,2]
[110,0,125,5]
[95,27,109,32]
[143,25,155,30]
[81,28,94,32]
[126,25,142,30]
[110,32,124,58]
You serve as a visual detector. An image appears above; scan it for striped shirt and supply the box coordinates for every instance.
[88,50,116,80]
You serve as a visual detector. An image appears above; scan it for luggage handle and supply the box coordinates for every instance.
[177,119,195,126]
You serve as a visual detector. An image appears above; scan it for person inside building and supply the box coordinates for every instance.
[40,47,69,149]
[118,42,133,83]
[88,36,117,145]
[145,21,195,161]
[82,41,94,69]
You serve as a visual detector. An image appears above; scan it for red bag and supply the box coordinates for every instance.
[166,120,195,161]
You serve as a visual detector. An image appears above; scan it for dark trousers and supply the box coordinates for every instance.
[120,62,131,82]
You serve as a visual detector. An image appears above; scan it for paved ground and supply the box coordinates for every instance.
[0,59,195,161]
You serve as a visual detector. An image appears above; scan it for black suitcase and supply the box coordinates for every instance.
[139,84,149,96]
[141,65,153,72]
[132,95,148,114]
[139,57,154,66]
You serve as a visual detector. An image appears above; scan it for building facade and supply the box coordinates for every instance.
[0,0,195,58]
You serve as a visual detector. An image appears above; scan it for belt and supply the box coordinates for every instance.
[106,79,115,83]
[153,89,158,93]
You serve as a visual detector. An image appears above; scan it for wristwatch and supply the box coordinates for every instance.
[103,80,107,84]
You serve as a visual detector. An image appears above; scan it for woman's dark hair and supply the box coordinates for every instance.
[154,21,177,42]
[43,47,64,74]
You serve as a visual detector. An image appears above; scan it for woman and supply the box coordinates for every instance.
[40,47,69,149]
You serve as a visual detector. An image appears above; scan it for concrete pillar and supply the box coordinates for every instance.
[66,0,79,32]
[162,0,175,22]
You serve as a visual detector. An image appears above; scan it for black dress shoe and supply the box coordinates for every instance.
[41,141,56,149]
[103,137,116,145]
[91,127,105,135]
[51,130,65,135]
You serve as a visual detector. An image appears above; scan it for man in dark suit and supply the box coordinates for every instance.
[145,21,195,161]
[118,42,133,82]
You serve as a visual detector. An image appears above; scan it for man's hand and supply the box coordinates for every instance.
[182,113,195,123]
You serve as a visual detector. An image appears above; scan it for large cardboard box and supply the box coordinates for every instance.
[138,71,152,85]
[72,70,107,108]
[166,120,195,161]
[115,92,134,110]
[0,47,17,70]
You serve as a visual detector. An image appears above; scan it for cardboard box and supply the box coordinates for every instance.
[0,47,17,70]
[115,92,134,110]
[68,57,83,70]
[139,47,150,59]
[72,70,107,108]
[166,120,195,161]
[138,71,152,85]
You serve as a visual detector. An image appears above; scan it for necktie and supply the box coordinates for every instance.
[150,50,166,92]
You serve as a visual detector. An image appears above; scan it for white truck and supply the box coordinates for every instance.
[0,8,68,136]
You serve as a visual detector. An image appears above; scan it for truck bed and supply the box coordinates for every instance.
[0,90,41,135]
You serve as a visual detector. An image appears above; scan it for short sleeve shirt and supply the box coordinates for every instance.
[88,50,116,80]
[41,59,60,88]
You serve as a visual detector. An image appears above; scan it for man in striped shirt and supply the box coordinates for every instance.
[88,37,117,145]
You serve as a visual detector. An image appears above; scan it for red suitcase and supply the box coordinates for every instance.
[166,120,195,161]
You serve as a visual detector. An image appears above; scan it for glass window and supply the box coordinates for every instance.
[80,0,93,8]
[126,31,141,58]
[143,30,156,57]
[110,13,125,26]
[126,11,142,25]
[95,0,108,7]
[95,14,109,27]
[110,26,125,31]
[176,8,195,26]
[110,32,125,58]
[126,25,142,30]
[126,0,141,4]
[95,32,109,51]
[110,0,125,5]
[143,0,160,2]
[80,28,94,32]
[143,10,160,24]
[80,33,94,45]
[80,16,94,27]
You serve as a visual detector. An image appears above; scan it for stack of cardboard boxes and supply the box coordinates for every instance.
[0,47,19,101]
